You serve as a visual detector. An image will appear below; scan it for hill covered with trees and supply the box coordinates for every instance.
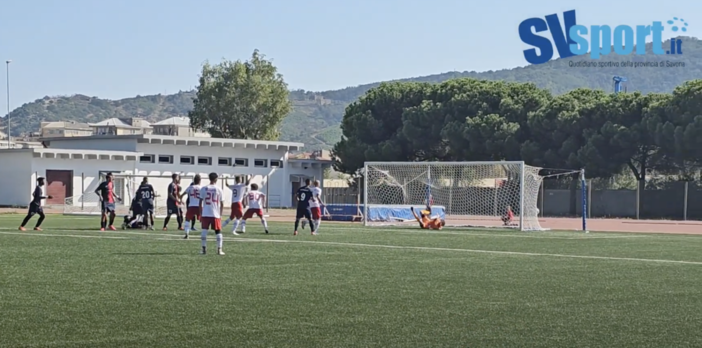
[5,37,702,150]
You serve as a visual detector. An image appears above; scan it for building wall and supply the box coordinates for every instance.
[135,143,289,205]
[47,138,138,152]
[0,151,34,206]
[31,157,137,205]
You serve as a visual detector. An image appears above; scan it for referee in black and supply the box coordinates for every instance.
[19,177,52,231]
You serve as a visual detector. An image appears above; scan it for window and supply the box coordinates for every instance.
[180,156,194,164]
[158,155,174,164]
[139,154,155,163]
[270,160,283,168]
[234,158,249,167]
[218,157,232,166]
[198,157,212,165]
[254,159,268,167]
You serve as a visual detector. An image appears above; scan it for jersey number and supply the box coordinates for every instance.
[205,191,219,205]
[190,189,199,198]
[140,191,152,199]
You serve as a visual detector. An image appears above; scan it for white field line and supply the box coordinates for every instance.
[0,231,129,239]
[318,226,647,239]
[1,228,701,266]
[0,226,642,240]
[229,238,702,265]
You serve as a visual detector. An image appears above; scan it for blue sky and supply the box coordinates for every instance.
[0,0,700,114]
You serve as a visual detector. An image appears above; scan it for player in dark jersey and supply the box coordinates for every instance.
[18,177,52,231]
[136,177,156,230]
[95,173,122,231]
[293,178,316,236]
[163,173,184,231]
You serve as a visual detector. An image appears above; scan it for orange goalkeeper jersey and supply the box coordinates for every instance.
[421,216,443,230]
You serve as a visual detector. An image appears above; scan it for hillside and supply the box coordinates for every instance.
[5,37,702,150]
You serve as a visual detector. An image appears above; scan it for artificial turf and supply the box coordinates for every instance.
[1,214,702,347]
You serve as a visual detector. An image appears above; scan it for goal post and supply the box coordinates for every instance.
[362,161,547,231]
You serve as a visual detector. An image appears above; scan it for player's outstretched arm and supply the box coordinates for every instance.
[410,207,424,226]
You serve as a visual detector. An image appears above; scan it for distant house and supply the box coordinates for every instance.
[152,117,209,138]
[90,118,152,136]
[40,121,93,138]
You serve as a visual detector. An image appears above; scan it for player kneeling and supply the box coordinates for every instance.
[410,206,445,230]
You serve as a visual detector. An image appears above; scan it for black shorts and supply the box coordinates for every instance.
[102,202,116,213]
[141,200,154,213]
[28,203,43,215]
[167,202,182,216]
[131,202,143,215]
[296,206,312,220]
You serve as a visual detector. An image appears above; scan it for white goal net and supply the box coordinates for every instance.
[363,161,545,231]
[63,173,196,217]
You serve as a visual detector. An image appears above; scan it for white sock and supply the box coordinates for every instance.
[261,218,268,230]
[241,220,246,232]
[184,221,190,235]
[314,219,321,231]
[201,229,208,248]
[216,233,223,249]
[223,218,231,227]
[232,219,241,232]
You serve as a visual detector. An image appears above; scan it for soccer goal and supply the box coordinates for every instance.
[363,161,547,231]
[63,173,196,217]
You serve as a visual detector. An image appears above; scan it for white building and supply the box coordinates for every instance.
[0,134,331,214]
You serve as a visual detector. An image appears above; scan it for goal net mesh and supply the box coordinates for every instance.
[364,162,544,231]
[63,174,196,217]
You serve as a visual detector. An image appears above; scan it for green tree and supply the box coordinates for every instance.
[332,82,432,174]
[189,49,291,140]
[653,81,702,178]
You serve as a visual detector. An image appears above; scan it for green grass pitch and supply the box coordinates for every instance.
[2,214,702,347]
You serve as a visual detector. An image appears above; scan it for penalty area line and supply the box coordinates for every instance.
[230,238,702,266]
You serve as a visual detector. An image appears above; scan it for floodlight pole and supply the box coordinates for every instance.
[5,60,11,148]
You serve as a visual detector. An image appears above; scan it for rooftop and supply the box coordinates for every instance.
[154,116,190,126]
[0,147,141,161]
[40,134,304,151]
[90,118,152,129]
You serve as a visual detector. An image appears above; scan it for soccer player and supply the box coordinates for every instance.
[123,196,143,229]
[223,176,249,234]
[95,173,122,231]
[240,183,269,234]
[501,205,514,226]
[18,177,52,231]
[410,206,445,230]
[180,182,198,233]
[135,177,155,230]
[198,172,225,255]
[163,173,184,231]
[293,178,316,236]
[302,180,325,232]
[182,174,202,239]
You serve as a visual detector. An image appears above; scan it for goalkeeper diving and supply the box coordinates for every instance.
[410,206,445,230]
